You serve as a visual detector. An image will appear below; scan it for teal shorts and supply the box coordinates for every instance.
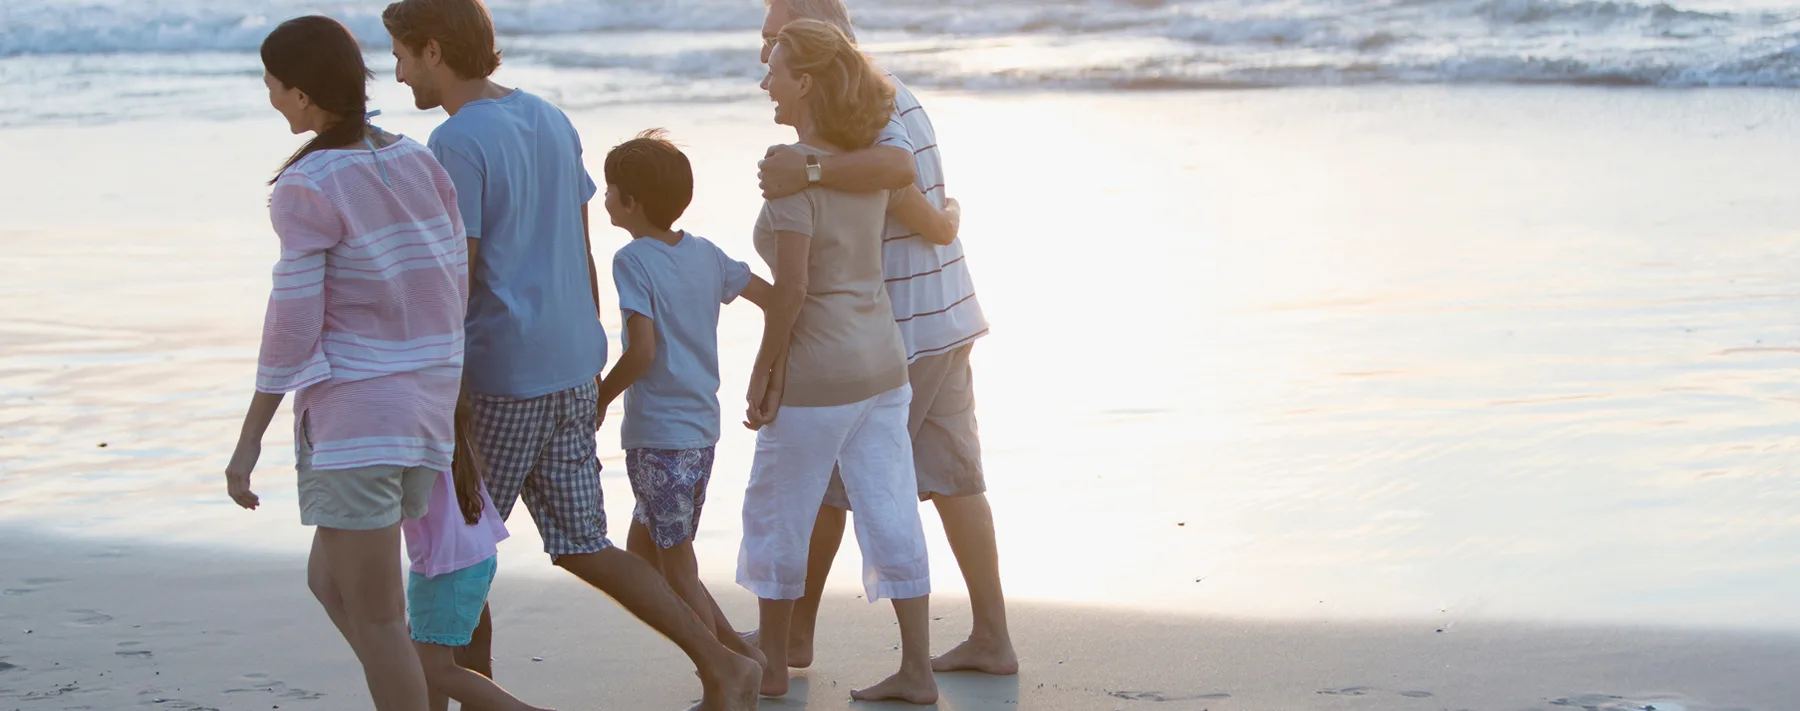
[407,555,496,646]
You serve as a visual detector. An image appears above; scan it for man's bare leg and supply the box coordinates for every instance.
[850,595,938,704]
[785,502,847,668]
[553,549,760,710]
[929,493,1019,675]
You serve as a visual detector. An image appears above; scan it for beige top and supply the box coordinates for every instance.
[753,143,908,408]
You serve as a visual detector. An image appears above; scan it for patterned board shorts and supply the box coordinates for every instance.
[626,446,715,549]
[467,381,612,558]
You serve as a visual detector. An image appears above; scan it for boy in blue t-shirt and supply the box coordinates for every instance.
[596,129,771,657]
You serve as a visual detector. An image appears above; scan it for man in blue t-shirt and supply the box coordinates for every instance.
[383,1,760,708]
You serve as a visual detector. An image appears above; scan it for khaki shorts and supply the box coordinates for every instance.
[824,344,983,509]
[296,419,434,531]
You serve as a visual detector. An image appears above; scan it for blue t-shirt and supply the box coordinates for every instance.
[429,90,606,399]
[612,232,752,450]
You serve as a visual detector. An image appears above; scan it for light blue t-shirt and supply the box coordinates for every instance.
[613,232,752,450]
[430,89,606,399]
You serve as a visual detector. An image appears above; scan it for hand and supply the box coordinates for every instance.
[594,375,608,432]
[225,441,261,510]
[758,145,808,200]
[742,368,782,430]
[944,197,961,240]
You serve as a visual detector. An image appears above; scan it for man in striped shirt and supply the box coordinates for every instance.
[756,0,1017,677]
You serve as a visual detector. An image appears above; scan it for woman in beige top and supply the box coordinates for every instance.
[735,19,955,706]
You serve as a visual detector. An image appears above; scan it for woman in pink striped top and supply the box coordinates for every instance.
[221,16,466,711]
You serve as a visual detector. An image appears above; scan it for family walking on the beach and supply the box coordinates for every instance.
[217,0,1013,708]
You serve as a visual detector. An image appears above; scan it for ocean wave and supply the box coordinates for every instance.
[4,0,1800,89]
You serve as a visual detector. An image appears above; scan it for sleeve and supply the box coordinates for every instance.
[256,179,341,393]
[874,107,915,153]
[432,140,485,241]
[612,251,655,323]
[572,120,599,204]
[710,240,753,305]
[762,191,814,238]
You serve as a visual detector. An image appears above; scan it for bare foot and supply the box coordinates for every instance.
[786,625,814,669]
[696,652,762,711]
[931,635,1019,675]
[722,626,767,670]
[759,657,790,697]
[850,668,938,705]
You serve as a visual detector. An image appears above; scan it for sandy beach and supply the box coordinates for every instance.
[3,82,1799,709]
[4,529,1797,710]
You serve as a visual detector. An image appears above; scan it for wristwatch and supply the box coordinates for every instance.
[805,154,822,184]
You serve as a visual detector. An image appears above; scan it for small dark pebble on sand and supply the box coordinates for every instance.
[1435,628,1444,633]
[1177,522,1185,527]
[98,443,108,448]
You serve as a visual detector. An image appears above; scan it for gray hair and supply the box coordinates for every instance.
[775,0,856,44]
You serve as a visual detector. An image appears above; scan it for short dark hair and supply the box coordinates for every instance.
[382,0,501,80]
[604,129,694,231]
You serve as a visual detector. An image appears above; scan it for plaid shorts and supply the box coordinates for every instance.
[626,446,714,549]
[467,381,612,558]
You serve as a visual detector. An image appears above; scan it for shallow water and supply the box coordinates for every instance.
[2,85,1797,631]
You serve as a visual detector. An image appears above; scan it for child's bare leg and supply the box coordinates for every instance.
[626,519,661,571]
[416,641,551,711]
[754,598,795,697]
[659,539,716,637]
[850,595,938,705]
[317,524,429,711]
[929,493,1019,675]
[786,502,846,668]
[453,603,494,679]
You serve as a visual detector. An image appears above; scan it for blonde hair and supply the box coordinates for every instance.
[770,0,855,43]
[776,19,893,150]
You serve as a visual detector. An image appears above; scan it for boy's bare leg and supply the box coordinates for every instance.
[754,598,795,697]
[416,641,551,711]
[659,539,717,637]
[785,502,847,668]
[850,595,938,705]
[454,604,494,679]
[626,520,662,570]
[929,493,1019,675]
[553,549,760,710]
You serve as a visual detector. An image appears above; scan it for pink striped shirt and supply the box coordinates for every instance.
[257,137,468,472]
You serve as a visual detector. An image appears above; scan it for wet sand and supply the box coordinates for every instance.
[2,529,1796,711]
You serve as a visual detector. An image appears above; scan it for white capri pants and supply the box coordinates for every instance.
[737,384,931,602]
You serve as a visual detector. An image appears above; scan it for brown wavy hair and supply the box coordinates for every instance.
[775,19,893,150]
[382,0,502,80]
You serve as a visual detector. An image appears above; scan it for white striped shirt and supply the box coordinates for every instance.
[875,75,989,363]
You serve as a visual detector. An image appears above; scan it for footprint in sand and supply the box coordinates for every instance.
[115,641,152,659]
[1318,686,1435,699]
[1550,694,1690,711]
[1108,690,1233,702]
[3,588,35,596]
[69,609,114,626]
[24,577,69,586]
[223,676,325,701]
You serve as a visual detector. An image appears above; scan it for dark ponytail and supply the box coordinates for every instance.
[452,395,486,526]
[261,16,375,185]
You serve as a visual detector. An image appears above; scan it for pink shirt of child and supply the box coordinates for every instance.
[402,470,509,578]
